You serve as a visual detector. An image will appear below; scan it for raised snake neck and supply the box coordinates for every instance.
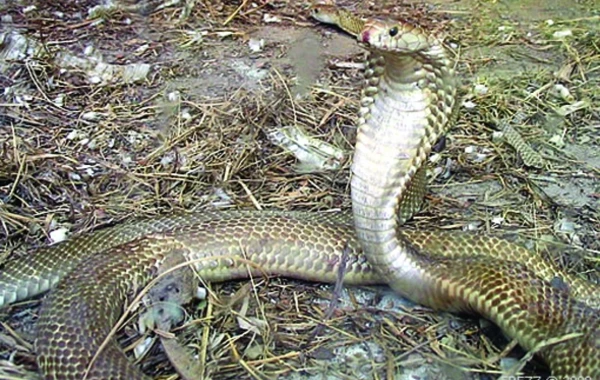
[0,7,598,380]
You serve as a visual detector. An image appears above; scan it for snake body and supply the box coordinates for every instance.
[498,112,545,168]
[311,6,599,375]
[0,5,598,379]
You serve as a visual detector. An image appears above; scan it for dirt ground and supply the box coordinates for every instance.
[0,0,599,379]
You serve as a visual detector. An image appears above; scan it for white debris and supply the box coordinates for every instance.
[248,38,264,53]
[122,63,150,83]
[491,216,504,225]
[556,218,576,233]
[268,125,345,173]
[473,153,488,162]
[120,153,133,165]
[548,134,565,148]
[66,130,79,140]
[196,287,207,300]
[428,152,441,164]
[160,153,174,166]
[53,94,65,107]
[553,84,574,102]
[82,111,100,120]
[552,29,572,39]
[473,83,488,95]
[263,13,281,23]
[465,221,482,231]
[432,166,444,177]
[88,1,118,18]
[237,315,267,335]
[133,337,154,359]
[463,100,476,109]
[83,45,95,56]
[167,91,180,102]
[557,100,589,116]
[464,145,489,162]
[88,75,102,84]
[210,188,233,207]
[69,172,82,181]
[134,44,149,55]
[0,30,151,85]
[181,108,192,120]
[83,166,95,177]
[214,31,232,39]
[49,227,70,244]
[182,30,207,45]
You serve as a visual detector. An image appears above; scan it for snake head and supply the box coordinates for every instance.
[309,3,338,25]
[359,19,432,53]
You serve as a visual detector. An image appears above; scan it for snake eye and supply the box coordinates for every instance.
[389,26,399,37]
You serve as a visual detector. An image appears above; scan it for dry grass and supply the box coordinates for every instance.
[0,0,598,379]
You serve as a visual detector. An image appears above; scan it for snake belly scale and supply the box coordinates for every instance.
[0,5,598,379]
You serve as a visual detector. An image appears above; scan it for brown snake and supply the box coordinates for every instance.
[0,5,598,379]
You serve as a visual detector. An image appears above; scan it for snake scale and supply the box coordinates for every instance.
[0,4,598,379]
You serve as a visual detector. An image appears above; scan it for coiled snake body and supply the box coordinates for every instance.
[0,6,598,379]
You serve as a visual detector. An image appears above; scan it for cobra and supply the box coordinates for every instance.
[0,8,598,379]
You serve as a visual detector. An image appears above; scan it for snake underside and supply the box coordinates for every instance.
[0,4,598,379]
